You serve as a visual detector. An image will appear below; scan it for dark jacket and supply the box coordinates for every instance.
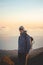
[18,32,31,54]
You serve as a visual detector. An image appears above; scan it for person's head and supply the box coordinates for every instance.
[19,26,24,34]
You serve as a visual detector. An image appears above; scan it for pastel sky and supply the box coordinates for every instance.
[0,0,43,36]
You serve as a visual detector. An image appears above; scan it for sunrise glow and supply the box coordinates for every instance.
[0,0,43,36]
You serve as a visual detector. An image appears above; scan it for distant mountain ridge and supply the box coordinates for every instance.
[0,50,18,58]
[0,47,43,57]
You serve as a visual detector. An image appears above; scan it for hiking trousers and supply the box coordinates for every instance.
[18,53,26,65]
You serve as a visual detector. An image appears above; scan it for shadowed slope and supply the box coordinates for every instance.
[27,47,43,65]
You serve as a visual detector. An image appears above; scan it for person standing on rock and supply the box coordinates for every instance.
[18,26,31,65]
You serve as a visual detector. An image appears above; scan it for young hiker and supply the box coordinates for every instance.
[18,26,31,65]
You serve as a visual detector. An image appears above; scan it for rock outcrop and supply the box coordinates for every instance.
[27,47,43,65]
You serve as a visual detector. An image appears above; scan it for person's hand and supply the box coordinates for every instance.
[25,54,29,65]
[26,54,29,60]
